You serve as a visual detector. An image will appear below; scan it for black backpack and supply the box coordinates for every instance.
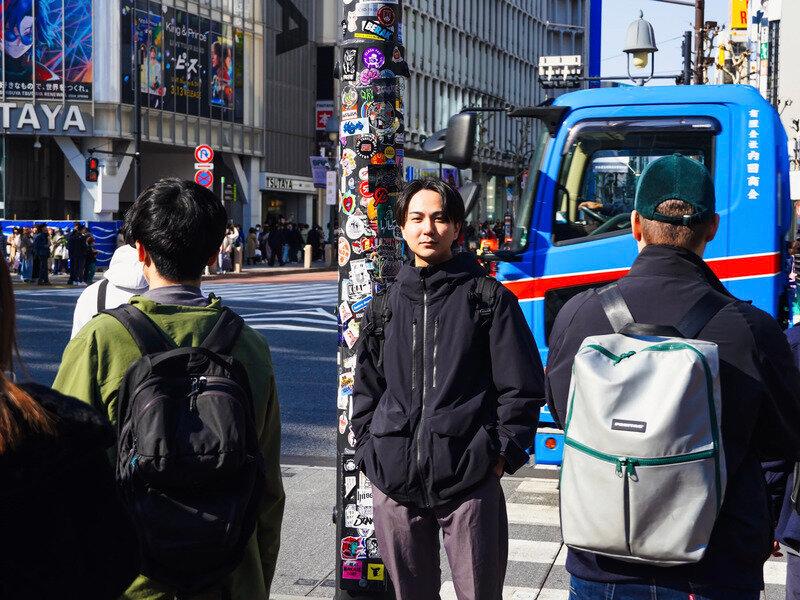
[366,275,502,365]
[104,304,266,596]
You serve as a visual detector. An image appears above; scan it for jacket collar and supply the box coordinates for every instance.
[396,252,485,302]
[627,244,731,296]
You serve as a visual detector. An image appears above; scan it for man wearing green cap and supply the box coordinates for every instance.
[545,154,800,599]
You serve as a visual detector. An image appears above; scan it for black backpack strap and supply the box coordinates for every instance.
[97,278,109,312]
[674,290,733,339]
[201,308,244,355]
[471,276,502,325]
[596,283,634,333]
[102,304,175,356]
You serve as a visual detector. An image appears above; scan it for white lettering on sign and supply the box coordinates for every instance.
[267,177,293,190]
[17,104,40,129]
[0,102,86,132]
[0,103,15,128]
[40,104,62,130]
[63,105,87,131]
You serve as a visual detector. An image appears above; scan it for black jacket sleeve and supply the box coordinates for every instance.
[489,288,545,473]
[545,290,596,429]
[746,309,800,461]
[351,308,386,467]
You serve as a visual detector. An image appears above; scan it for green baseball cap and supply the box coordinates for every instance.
[635,154,715,225]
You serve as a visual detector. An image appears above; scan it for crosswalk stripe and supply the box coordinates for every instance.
[764,560,786,586]
[507,502,560,526]
[515,479,559,495]
[508,539,564,565]
[441,582,568,600]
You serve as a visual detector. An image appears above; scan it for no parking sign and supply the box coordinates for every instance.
[195,170,214,189]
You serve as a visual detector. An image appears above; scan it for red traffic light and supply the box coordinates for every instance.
[86,156,99,182]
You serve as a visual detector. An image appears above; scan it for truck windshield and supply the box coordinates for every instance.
[552,118,718,244]
[510,129,550,251]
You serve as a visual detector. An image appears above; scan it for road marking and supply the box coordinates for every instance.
[508,539,566,565]
[516,478,559,495]
[440,582,568,600]
[764,559,786,585]
[507,502,560,526]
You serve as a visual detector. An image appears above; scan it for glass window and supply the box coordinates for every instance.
[552,118,718,244]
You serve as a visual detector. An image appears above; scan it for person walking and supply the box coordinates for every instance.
[545,155,800,600]
[0,250,141,599]
[32,224,51,285]
[67,223,87,286]
[267,224,285,267]
[245,227,258,265]
[53,178,284,600]
[352,178,544,600]
[16,227,33,283]
[51,228,67,275]
[83,235,98,284]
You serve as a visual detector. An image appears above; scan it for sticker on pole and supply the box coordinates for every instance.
[194,145,214,164]
[195,170,214,189]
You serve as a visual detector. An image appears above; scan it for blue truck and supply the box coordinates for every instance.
[446,84,793,465]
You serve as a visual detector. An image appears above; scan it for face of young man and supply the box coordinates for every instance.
[400,189,461,268]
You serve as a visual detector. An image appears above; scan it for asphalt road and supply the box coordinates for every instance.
[13,278,339,459]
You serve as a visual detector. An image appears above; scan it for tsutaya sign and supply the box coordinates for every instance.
[0,103,92,135]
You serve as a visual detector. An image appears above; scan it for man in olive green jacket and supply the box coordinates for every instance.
[54,179,284,600]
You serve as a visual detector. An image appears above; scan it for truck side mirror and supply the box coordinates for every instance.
[461,180,482,218]
[442,112,477,169]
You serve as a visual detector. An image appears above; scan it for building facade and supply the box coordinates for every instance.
[400,0,589,222]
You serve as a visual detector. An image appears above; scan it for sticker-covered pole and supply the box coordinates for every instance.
[334,0,408,597]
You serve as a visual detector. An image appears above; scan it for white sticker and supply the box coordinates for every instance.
[346,216,367,240]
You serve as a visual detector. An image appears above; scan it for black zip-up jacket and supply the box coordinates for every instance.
[352,252,544,508]
[546,244,800,591]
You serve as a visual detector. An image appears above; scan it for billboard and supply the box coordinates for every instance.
[0,0,92,101]
[121,0,243,123]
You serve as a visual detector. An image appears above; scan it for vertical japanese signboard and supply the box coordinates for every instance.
[335,0,409,597]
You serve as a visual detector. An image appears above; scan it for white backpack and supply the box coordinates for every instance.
[560,283,730,566]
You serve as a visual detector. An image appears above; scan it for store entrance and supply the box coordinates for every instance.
[4,136,68,219]
[261,191,307,226]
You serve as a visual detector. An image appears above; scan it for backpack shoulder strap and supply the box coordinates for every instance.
[102,304,175,356]
[472,276,502,323]
[97,278,109,312]
[596,283,634,333]
[675,290,733,339]
[201,308,245,355]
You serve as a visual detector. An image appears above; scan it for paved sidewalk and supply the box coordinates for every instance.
[273,462,787,600]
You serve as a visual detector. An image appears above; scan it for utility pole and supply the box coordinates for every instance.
[682,30,693,84]
[694,0,706,83]
[133,44,143,199]
[334,1,408,597]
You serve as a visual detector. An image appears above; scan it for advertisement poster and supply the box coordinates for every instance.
[120,0,240,123]
[34,0,63,99]
[135,5,167,108]
[63,0,92,100]
[209,29,233,111]
[2,0,34,98]
[0,0,92,100]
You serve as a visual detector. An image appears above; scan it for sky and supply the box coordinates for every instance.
[600,0,730,84]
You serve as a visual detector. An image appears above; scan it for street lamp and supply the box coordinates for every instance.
[623,11,659,85]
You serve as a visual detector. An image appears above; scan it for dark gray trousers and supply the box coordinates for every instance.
[372,475,508,600]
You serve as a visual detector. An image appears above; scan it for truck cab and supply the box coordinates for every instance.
[455,85,792,464]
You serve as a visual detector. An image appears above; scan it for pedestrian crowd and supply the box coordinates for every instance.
[217,220,329,273]
[4,159,800,600]
[0,222,99,286]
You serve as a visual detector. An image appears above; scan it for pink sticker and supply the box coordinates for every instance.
[342,560,362,580]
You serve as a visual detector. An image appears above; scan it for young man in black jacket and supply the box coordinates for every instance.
[546,155,800,599]
[352,178,544,600]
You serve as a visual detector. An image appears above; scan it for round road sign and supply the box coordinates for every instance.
[195,144,214,164]
[195,170,214,188]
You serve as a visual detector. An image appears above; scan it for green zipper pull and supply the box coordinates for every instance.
[626,459,638,479]
[616,458,626,477]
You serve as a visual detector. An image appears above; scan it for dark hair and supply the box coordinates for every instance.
[395,177,465,226]
[640,199,715,250]
[0,254,55,453]
[125,178,227,281]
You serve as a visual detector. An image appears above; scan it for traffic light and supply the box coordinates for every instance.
[85,156,99,182]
